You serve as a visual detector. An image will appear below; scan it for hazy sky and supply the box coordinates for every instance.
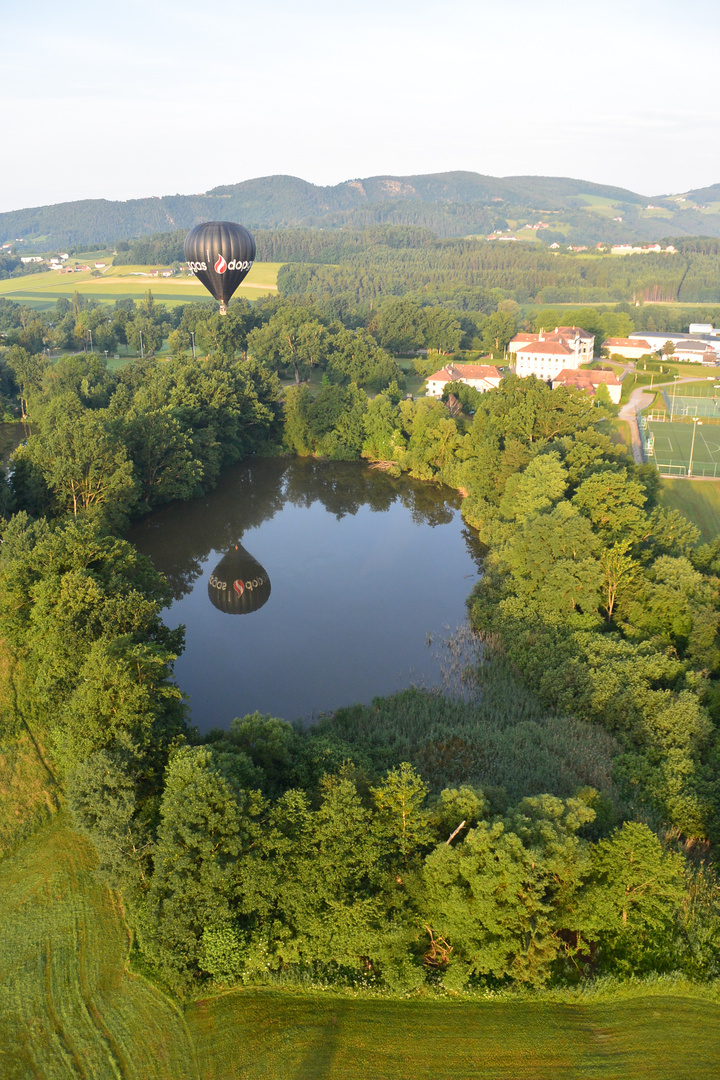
[2,0,719,212]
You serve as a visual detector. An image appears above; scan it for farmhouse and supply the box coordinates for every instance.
[551,368,622,404]
[602,337,653,360]
[425,362,502,398]
[510,327,595,380]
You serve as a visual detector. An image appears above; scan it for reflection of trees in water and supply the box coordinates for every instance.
[129,457,482,602]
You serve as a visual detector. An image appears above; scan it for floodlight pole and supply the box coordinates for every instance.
[689,417,702,477]
[672,375,681,419]
[190,330,196,360]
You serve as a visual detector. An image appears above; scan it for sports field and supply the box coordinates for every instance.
[646,417,720,477]
[3,818,720,1079]
[0,262,281,309]
[662,379,720,419]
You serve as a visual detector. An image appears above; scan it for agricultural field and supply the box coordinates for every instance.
[3,818,720,1079]
[0,262,281,310]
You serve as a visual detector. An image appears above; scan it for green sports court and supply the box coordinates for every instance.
[662,379,720,420]
[644,414,720,477]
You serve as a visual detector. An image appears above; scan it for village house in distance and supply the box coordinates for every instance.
[509,326,595,380]
[425,361,502,397]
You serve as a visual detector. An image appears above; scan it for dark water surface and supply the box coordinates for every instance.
[128,458,483,731]
[0,422,32,466]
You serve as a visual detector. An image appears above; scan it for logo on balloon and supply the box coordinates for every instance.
[233,579,245,596]
[214,254,228,274]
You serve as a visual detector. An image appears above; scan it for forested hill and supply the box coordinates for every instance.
[4,171,720,247]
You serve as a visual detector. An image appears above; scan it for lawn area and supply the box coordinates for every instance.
[0,262,281,309]
[186,988,720,1080]
[659,478,720,542]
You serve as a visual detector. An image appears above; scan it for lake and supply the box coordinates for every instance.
[128,457,483,732]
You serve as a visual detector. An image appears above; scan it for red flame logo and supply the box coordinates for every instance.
[233,579,245,597]
[214,253,227,274]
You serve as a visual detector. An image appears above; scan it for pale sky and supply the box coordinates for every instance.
[2,0,719,213]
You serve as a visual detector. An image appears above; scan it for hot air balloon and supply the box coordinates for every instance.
[184,221,256,314]
[208,543,271,615]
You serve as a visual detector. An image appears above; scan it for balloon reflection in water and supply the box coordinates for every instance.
[207,543,271,615]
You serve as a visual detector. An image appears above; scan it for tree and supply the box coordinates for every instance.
[18,409,137,521]
[424,308,463,354]
[142,746,257,990]
[123,410,203,507]
[572,469,648,543]
[327,328,402,391]
[572,821,685,973]
[374,299,426,354]
[481,310,516,356]
[248,307,329,383]
[5,345,50,419]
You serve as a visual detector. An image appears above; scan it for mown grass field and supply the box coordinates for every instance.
[186,989,720,1080]
[0,818,198,1080]
[3,817,720,1079]
[0,262,281,309]
[659,478,720,542]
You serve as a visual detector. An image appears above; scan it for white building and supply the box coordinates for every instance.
[510,327,595,380]
[672,340,718,365]
[602,337,653,360]
[629,331,720,359]
[425,362,502,397]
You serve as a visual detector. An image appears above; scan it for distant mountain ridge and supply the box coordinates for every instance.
[2,171,720,248]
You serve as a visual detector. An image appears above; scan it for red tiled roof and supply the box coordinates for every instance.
[554,368,621,387]
[552,326,594,339]
[450,363,500,379]
[516,341,573,355]
[603,337,650,348]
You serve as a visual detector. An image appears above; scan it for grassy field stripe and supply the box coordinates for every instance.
[76,913,128,1080]
[43,938,91,1080]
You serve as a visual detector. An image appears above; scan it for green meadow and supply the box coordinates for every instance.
[0,262,281,309]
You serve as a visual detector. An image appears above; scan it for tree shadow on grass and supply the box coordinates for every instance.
[292,1000,348,1080]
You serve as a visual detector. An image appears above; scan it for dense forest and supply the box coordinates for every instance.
[3,171,720,247]
[110,224,720,308]
[2,296,720,997]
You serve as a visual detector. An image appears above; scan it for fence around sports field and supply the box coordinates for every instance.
[640,412,720,477]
